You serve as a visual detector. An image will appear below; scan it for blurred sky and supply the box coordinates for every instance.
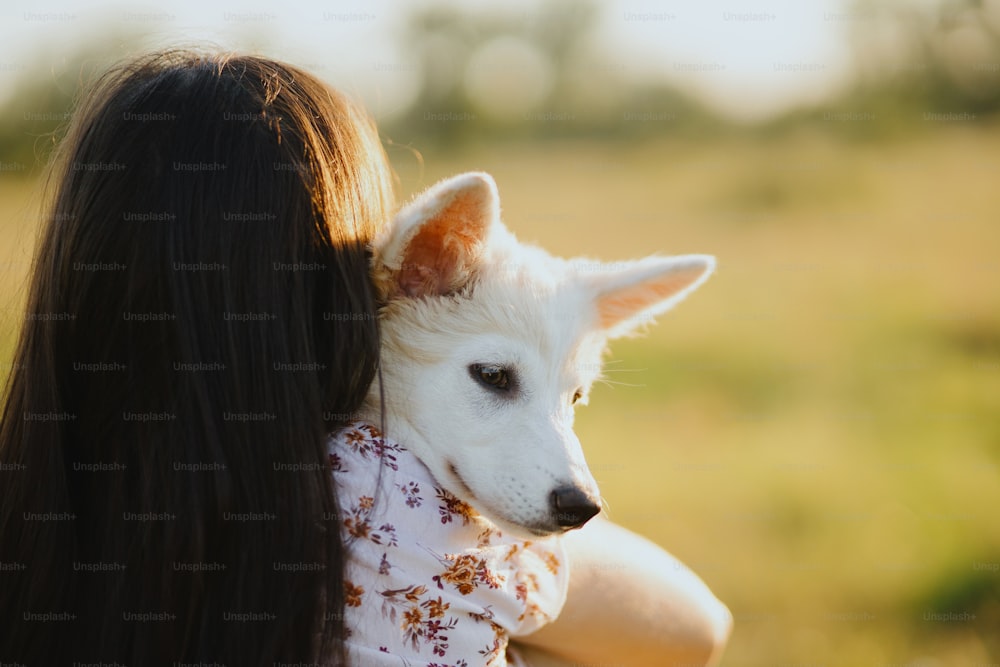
[0,0,865,121]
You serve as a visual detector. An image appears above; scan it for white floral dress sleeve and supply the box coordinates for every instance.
[328,421,569,667]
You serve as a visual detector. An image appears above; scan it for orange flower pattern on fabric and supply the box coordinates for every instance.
[329,422,568,667]
[433,553,504,596]
[345,580,365,608]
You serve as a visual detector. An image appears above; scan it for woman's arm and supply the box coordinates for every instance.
[512,517,732,667]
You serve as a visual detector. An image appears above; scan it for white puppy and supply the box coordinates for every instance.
[360,172,714,537]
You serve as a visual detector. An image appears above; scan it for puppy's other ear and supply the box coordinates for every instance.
[585,255,715,338]
[375,172,499,298]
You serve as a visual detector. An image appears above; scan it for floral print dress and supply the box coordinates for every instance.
[328,421,569,667]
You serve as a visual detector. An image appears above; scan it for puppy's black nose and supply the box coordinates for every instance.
[550,486,601,529]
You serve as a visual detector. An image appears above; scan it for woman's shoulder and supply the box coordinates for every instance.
[328,421,407,475]
[328,420,451,546]
[327,421,570,664]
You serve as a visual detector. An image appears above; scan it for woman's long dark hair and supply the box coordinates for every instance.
[0,50,393,665]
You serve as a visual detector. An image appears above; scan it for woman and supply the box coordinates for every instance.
[0,50,729,665]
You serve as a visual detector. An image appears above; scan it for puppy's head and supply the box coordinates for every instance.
[369,172,714,537]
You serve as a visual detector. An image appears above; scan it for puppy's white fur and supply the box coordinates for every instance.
[360,172,714,537]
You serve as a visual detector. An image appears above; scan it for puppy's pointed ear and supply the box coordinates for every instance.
[585,255,715,338]
[374,172,499,298]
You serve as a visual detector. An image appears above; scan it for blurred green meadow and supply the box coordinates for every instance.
[3,126,998,664]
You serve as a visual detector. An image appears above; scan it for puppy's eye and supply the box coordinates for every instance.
[572,389,583,404]
[471,364,510,390]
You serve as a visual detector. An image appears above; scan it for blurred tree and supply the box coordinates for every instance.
[382,0,719,146]
[0,38,139,177]
[6,0,996,163]
[759,0,1000,140]
[0,61,78,176]
[845,0,1000,122]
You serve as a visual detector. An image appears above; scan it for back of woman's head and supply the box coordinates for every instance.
[0,49,394,665]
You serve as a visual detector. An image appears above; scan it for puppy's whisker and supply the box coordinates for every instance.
[595,377,644,389]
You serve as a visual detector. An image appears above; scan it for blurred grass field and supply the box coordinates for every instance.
[3,127,999,664]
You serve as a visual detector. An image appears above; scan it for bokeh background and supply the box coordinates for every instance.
[1,0,999,664]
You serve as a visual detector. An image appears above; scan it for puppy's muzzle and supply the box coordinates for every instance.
[550,486,601,529]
